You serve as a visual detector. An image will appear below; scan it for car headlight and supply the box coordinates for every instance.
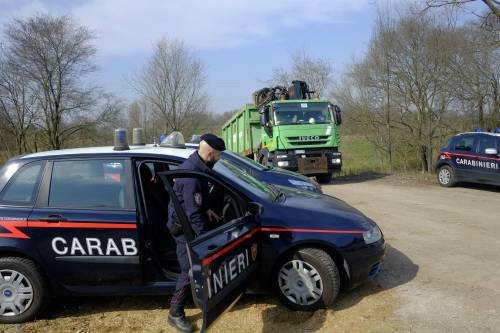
[277,161,289,167]
[331,158,341,164]
[363,226,382,244]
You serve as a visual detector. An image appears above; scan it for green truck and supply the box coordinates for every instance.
[221,81,342,183]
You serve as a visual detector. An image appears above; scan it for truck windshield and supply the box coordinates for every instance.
[213,159,275,200]
[274,102,331,125]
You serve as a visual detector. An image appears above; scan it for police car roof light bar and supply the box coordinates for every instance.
[473,128,486,132]
[114,128,130,151]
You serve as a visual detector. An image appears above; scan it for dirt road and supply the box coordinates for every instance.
[1,177,499,333]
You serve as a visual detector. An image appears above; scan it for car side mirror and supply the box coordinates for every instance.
[247,202,263,218]
[485,148,498,156]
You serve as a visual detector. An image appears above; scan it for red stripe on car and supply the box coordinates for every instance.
[0,220,137,239]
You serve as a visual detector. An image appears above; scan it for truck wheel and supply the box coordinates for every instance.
[261,155,271,168]
[275,248,340,311]
[316,173,332,184]
[437,165,456,187]
[0,257,48,323]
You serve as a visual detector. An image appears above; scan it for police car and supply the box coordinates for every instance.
[436,130,500,187]
[0,130,385,330]
[185,140,322,193]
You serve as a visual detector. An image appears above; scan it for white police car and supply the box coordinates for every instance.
[436,130,500,187]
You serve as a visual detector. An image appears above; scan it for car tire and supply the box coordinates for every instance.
[275,248,340,311]
[437,165,456,187]
[0,257,48,323]
[316,173,332,184]
[260,155,271,168]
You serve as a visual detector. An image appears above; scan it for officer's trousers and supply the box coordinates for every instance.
[170,241,191,316]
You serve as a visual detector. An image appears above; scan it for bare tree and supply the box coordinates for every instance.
[0,46,36,154]
[333,7,466,173]
[268,50,334,95]
[5,13,99,150]
[426,0,500,18]
[134,37,209,135]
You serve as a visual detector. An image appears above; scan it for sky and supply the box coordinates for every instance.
[0,0,484,113]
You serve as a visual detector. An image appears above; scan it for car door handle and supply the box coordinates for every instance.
[39,215,67,223]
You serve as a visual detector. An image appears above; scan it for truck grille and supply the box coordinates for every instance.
[287,135,329,146]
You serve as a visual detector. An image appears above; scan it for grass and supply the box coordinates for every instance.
[338,136,385,176]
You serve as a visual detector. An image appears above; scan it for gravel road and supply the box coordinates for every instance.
[1,176,498,333]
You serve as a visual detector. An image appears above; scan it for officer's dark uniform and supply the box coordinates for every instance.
[166,134,225,331]
[167,151,211,316]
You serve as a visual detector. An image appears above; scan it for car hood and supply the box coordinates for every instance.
[262,186,376,231]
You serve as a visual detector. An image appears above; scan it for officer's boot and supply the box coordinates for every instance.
[168,308,194,333]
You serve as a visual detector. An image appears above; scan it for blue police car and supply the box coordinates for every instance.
[436,130,500,187]
[187,142,322,193]
[0,131,385,330]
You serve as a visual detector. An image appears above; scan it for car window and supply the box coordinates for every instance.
[213,159,274,200]
[0,162,43,206]
[49,159,134,209]
[476,135,498,154]
[222,151,267,172]
[451,135,476,152]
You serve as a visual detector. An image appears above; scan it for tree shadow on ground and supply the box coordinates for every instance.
[328,172,387,185]
[34,244,416,333]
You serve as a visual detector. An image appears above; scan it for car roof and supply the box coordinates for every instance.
[455,132,500,137]
[19,144,196,160]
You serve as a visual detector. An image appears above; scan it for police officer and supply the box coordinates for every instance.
[167,133,226,333]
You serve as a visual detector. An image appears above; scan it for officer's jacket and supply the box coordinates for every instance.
[167,151,211,241]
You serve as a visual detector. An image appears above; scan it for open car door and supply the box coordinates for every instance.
[158,170,261,332]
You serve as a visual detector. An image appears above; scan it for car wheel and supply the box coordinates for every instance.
[275,248,340,311]
[316,173,332,184]
[437,165,456,187]
[0,257,48,323]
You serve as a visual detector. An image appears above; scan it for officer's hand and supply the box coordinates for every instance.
[207,209,222,223]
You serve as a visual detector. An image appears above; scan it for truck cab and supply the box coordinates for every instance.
[222,81,342,184]
[259,99,342,183]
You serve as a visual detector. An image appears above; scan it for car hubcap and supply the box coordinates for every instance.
[439,169,450,184]
[0,270,33,316]
[278,259,323,306]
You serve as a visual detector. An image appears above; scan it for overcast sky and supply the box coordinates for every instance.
[0,0,481,113]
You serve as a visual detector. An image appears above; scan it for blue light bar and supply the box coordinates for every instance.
[159,134,166,143]
[473,128,486,132]
[493,128,500,133]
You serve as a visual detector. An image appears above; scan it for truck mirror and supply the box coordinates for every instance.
[260,108,271,128]
[334,105,342,126]
[260,113,266,126]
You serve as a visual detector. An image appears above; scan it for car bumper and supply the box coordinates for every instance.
[343,238,386,288]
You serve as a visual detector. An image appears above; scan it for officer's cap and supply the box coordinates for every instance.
[200,133,226,151]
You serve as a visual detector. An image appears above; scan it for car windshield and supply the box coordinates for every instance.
[274,102,331,125]
[221,150,268,172]
[213,159,278,201]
